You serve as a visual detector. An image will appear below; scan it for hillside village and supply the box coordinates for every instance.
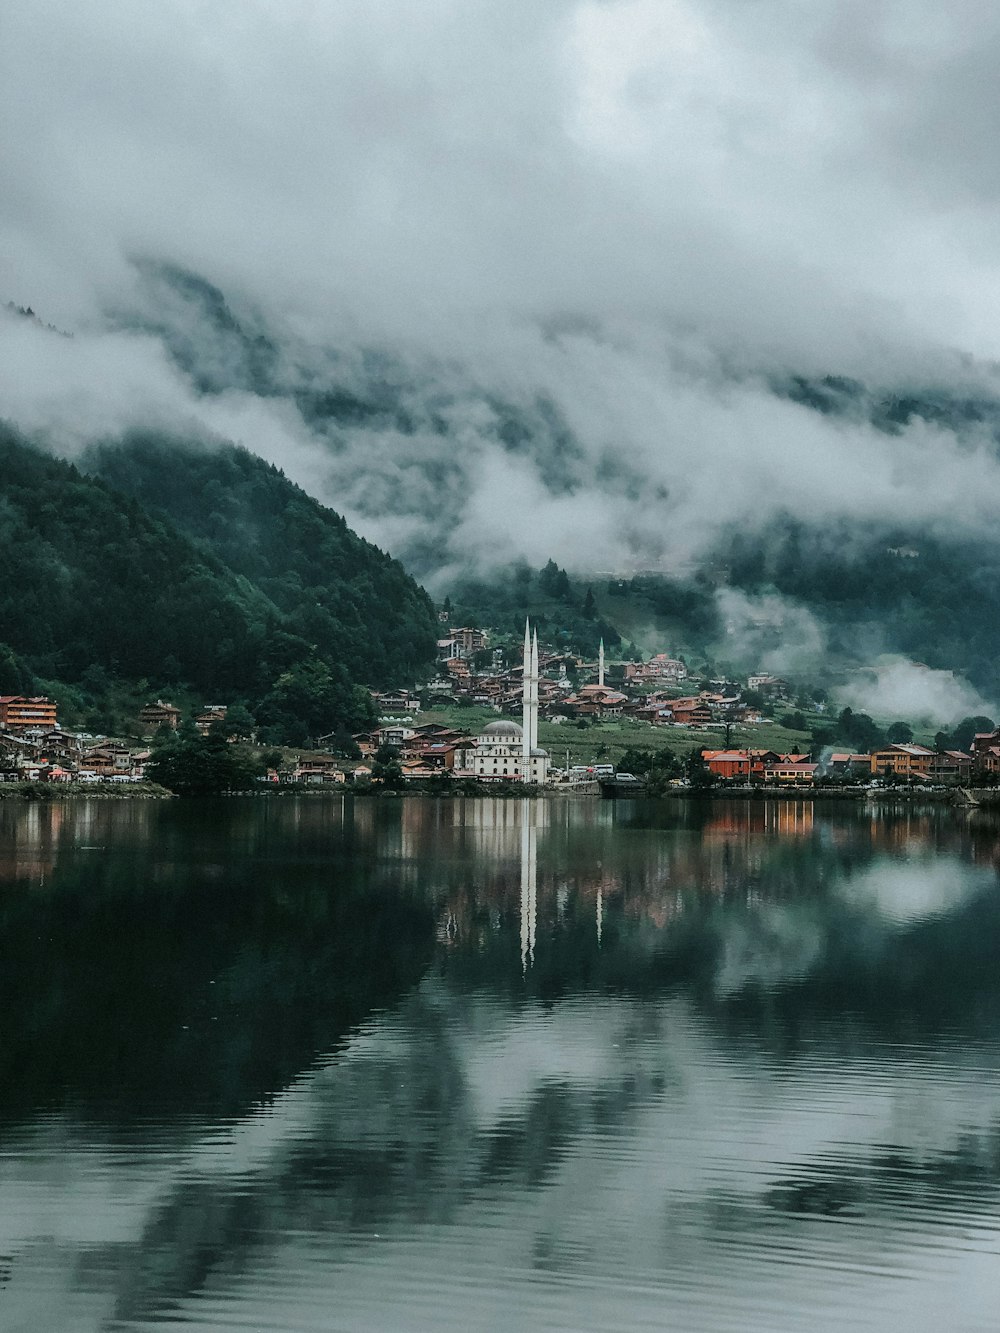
[2,616,999,792]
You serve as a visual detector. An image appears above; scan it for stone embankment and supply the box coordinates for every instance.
[663,785,1000,805]
[0,781,174,800]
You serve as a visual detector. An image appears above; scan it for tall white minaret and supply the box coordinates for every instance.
[531,628,540,752]
[598,638,605,688]
[522,619,532,772]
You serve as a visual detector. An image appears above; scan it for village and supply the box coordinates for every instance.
[3,617,1000,793]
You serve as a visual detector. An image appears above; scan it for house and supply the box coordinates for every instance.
[450,626,488,657]
[295,756,346,784]
[85,743,139,777]
[766,759,818,784]
[139,701,181,734]
[375,725,415,749]
[974,746,1000,777]
[437,628,487,662]
[703,750,751,780]
[827,753,872,777]
[372,689,421,715]
[929,751,972,783]
[562,685,628,718]
[623,655,687,684]
[869,744,935,779]
[702,748,783,781]
[0,695,58,733]
[971,730,1000,772]
[194,705,228,735]
[747,675,790,699]
[668,700,713,727]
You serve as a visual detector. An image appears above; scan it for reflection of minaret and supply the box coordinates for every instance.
[598,638,605,689]
[520,817,537,973]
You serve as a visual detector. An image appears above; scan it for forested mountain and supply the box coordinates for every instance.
[0,426,436,739]
[85,434,436,687]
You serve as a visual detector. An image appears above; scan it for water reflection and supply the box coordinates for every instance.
[1,796,999,1331]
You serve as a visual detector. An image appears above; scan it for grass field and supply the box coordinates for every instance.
[412,704,822,770]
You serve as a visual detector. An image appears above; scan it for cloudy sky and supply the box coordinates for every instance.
[4,0,1000,585]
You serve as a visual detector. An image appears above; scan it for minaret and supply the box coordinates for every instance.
[522,619,532,773]
[531,628,540,752]
[598,638,605,689]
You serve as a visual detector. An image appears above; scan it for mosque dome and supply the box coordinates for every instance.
[530,747,549,758]
[480,720,523,738]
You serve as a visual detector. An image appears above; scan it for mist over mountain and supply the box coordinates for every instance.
[5,1,1000,709]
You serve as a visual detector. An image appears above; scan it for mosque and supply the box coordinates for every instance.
[471,621,550,784]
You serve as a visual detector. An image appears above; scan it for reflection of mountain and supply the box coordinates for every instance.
[4,796,1000,1329]
[0,798,436,1125]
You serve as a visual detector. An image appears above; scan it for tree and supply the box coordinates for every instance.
[582,587,596,620]
[147,732,261,795]
[372,743,404,788]
[686,750,716,792]
[945,715,995,752]
[619,747,654,776]
[221,702,256,740]
[836,707,883,751]
[886,721,913,744]
[256,655,375,745]
[0,642,33,695]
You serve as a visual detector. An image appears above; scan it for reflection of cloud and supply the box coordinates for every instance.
[835,855,992,925]
[712,903,824,995]
[6,986,1000,1331]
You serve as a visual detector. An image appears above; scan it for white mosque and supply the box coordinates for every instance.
[471,621,550,785]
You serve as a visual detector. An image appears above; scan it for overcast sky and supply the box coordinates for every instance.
[4,0,1000,598]
[5,0,1000,349]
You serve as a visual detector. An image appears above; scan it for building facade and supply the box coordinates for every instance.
[471,621,550,784]
[0,696,58,733]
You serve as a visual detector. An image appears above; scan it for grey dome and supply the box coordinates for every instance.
[481,720,523,738]
[530,747,549,757]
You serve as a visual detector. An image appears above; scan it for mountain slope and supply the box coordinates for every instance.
[85,433,437,688]
[0,426,437,735]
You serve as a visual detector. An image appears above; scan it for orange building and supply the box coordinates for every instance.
[0,695,58,733]
[703,750,751,779]
[869,744,934,779]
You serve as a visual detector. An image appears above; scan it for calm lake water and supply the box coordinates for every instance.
[1,794,999,1332]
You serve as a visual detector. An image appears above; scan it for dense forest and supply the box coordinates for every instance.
[446,558,629,660]
[0,426,437,740]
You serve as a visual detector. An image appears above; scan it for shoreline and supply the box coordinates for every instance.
[0,780,174,801]
[2,779,999,807]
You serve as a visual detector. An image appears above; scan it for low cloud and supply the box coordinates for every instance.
[8,2,1000,588]
[712,589,827,678]
[833,656,997,726]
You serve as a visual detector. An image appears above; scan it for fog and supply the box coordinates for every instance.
[5,1,1000,584]
[834,656,998,727]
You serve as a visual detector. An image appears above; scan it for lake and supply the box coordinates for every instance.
[1,794,999,1332]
